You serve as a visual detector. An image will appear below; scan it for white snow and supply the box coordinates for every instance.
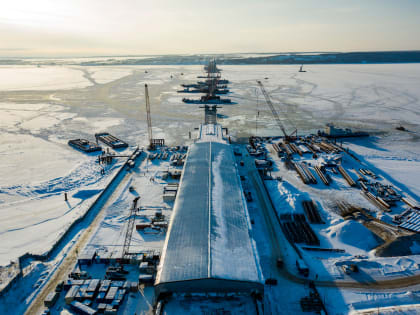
[0,62,420,314]
[0,66,92,91]
[344,138,420,199]
[325,220,379,252]
[85,66,133,84]
[0,133,82,187]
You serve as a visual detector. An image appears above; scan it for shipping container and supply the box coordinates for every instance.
[70,301,97,315]
[65,285,80,304]
[105,286,118,302]
[87,279,100,292]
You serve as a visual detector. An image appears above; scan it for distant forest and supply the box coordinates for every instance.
[2,51,420,66]
[79,51,420,66]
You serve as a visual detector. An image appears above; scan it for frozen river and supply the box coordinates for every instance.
[0,63,419,265]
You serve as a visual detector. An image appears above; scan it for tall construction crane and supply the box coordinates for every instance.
[257,80,296,143]
[144,84,165,149]
[145,84,153,149]
[122,196,140,259]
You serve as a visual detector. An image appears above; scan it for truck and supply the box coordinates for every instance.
[296,259,309,277]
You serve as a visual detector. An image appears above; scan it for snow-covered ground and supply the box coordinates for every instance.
[321,285,420,315]
[0,100,128,265]
[344,135,420,199]
[85,155,177,260]
[0,63,419,313]
[264,142,420,281]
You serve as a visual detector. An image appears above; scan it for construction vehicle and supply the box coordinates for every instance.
[145,84,154,150]
[296,258,309,277]
[121,196,140,260]
[145,84,165,150]
[257,80,297,143]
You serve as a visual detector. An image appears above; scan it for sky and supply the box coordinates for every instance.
[0,0,419,57]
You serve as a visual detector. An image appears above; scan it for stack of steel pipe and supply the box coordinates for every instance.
[272,142,284,157]
[329,142,344,152]
[308,141,323,153]
[320,141,340,153]
[355,171,367,182]
[314,165,329,185]
[280,215,320,246]
[293,214,320,246]
[359,181,368,191]
[362,191,391,212]
[281,143,294,155]
[294,162,311,184]
[377,196,391,210]
[317,142,333,153]
[298,144,311,154]
[300,163,317,184]
[289,143,303,156]
[402,197,420,210]
[302,200,323,224]
[337,166,357,187]
[304,142,318,154]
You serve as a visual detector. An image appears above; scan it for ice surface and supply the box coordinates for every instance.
[0,66,91,91]
[0,62,419,313]
[84,66,133,84]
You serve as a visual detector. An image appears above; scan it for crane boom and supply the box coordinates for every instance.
[257,80,288,139]
[145,84,153,146]
[122,196,140,258]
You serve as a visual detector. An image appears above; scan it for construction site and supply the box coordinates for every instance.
[0,60,419,315]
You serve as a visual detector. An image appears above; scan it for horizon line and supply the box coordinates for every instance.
[2,49,420,59]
